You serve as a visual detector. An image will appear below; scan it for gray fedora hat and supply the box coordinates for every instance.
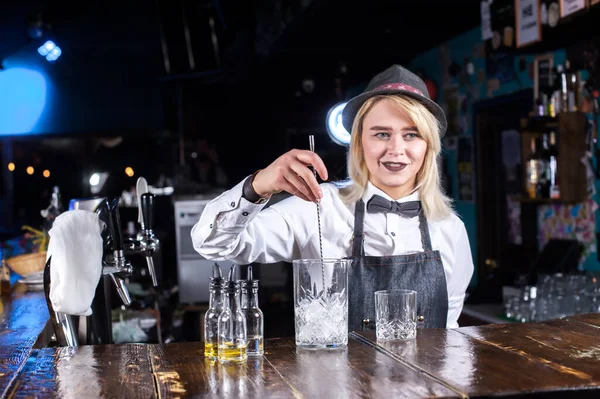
[341,65,447,136]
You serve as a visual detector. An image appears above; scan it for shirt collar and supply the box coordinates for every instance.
[362,181,420,204]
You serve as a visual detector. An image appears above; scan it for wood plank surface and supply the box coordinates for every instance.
[353,325,600,398]
[563,313,600,329]
[7,344,156,399]
[456,320,600,396]
[0,291,49,398]
[262,336,462,398]
[541,316,600,337]
[150,338,461,399]
[149,341,292,398]
[2,288,600,399]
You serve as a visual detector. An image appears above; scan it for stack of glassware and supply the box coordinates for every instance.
[504,273,600,322]
[204,264,264,363]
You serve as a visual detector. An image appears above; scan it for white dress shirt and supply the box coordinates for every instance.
[191,178,474,328]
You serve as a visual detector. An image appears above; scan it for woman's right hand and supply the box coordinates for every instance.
[252,149,328,202]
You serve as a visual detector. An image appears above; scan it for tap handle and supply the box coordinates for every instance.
[109,274,132,305]
[108,198,123,251]
[141,193,154,233]
[136,177,149,225]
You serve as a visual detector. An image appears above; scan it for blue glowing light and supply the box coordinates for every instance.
[46,47,62,62]
[37,41,55,56]
[37,41,62,62]
[0,68,47,134]
[326,102,350,146]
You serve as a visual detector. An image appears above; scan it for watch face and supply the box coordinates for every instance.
[548,2,559,27]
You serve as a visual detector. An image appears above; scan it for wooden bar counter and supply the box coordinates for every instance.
[1,288,599,398]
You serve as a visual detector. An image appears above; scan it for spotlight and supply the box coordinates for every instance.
[89,172,109,194]
[326,102,350,146]
[8,162,15,171]
[37,40,62,62]
[89,173,100,186]
[26,166,34,175]
[125,166,134,177]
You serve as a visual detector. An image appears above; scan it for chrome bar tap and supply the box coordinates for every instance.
[125,177,160,287]
[100,198,134,305]
[138,193,159,286]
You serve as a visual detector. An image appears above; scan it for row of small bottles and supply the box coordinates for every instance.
[536,60,582,118]
[526,131,559,200]
[204,264,264,363]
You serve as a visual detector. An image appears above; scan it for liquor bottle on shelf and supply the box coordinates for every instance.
[548,131,560,199]
[539,133,551,198]
[536,97,545,117]
[565,60,578,112]
[526,137,542,199]
[557,64,568,113]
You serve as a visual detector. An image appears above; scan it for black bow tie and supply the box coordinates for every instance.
[366,194,422,218]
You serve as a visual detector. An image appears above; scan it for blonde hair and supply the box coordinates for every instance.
[339,95,453,220]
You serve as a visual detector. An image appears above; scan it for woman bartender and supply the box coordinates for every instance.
[191,65,474,329]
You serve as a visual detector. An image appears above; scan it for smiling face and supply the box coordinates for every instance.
[360,98,428,199]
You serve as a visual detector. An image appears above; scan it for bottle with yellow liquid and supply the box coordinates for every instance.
[204,263,225,360]
[218,265,247,363]
[241,266,264,357]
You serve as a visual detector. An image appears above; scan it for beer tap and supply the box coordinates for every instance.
[101,198,133,305]
[120,177,160,286]
[128,177,160,287]
[139,192,159,286]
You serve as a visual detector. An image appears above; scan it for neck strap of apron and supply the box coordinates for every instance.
[352,199,433,257]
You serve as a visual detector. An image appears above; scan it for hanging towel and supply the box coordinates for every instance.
[46,209,105,316]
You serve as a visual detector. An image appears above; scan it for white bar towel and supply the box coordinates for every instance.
[46,209,105,316]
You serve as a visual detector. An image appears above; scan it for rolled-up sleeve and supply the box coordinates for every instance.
[191,177,303,265]
[446,220,474,328]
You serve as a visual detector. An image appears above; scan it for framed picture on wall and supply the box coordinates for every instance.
[560,0,588,18]
[515,0,542,48]
[533,53,554,106]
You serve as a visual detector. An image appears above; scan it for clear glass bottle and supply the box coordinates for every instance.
[218,265,247,363]
[204,263,224,360]
[241,266,264,357]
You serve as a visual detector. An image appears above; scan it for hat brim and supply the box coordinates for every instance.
[341,89,448,137]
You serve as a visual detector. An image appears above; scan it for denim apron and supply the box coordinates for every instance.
[348,199,449,330]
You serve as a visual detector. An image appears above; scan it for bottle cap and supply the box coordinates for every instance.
[241,265,259,290]
[210,262,225,289]
[225,264,240,293]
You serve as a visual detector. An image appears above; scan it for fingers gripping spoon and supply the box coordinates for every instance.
[309,135,325,292]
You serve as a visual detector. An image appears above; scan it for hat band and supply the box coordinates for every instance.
[372,83,424,97]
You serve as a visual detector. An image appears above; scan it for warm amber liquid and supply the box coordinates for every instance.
[218,342,248,363]
[204,342,217,359]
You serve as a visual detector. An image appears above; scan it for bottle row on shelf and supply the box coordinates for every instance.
[525,131,559,200]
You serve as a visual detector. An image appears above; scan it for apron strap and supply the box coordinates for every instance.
[418,209,433,251]
[352,199,365,257]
